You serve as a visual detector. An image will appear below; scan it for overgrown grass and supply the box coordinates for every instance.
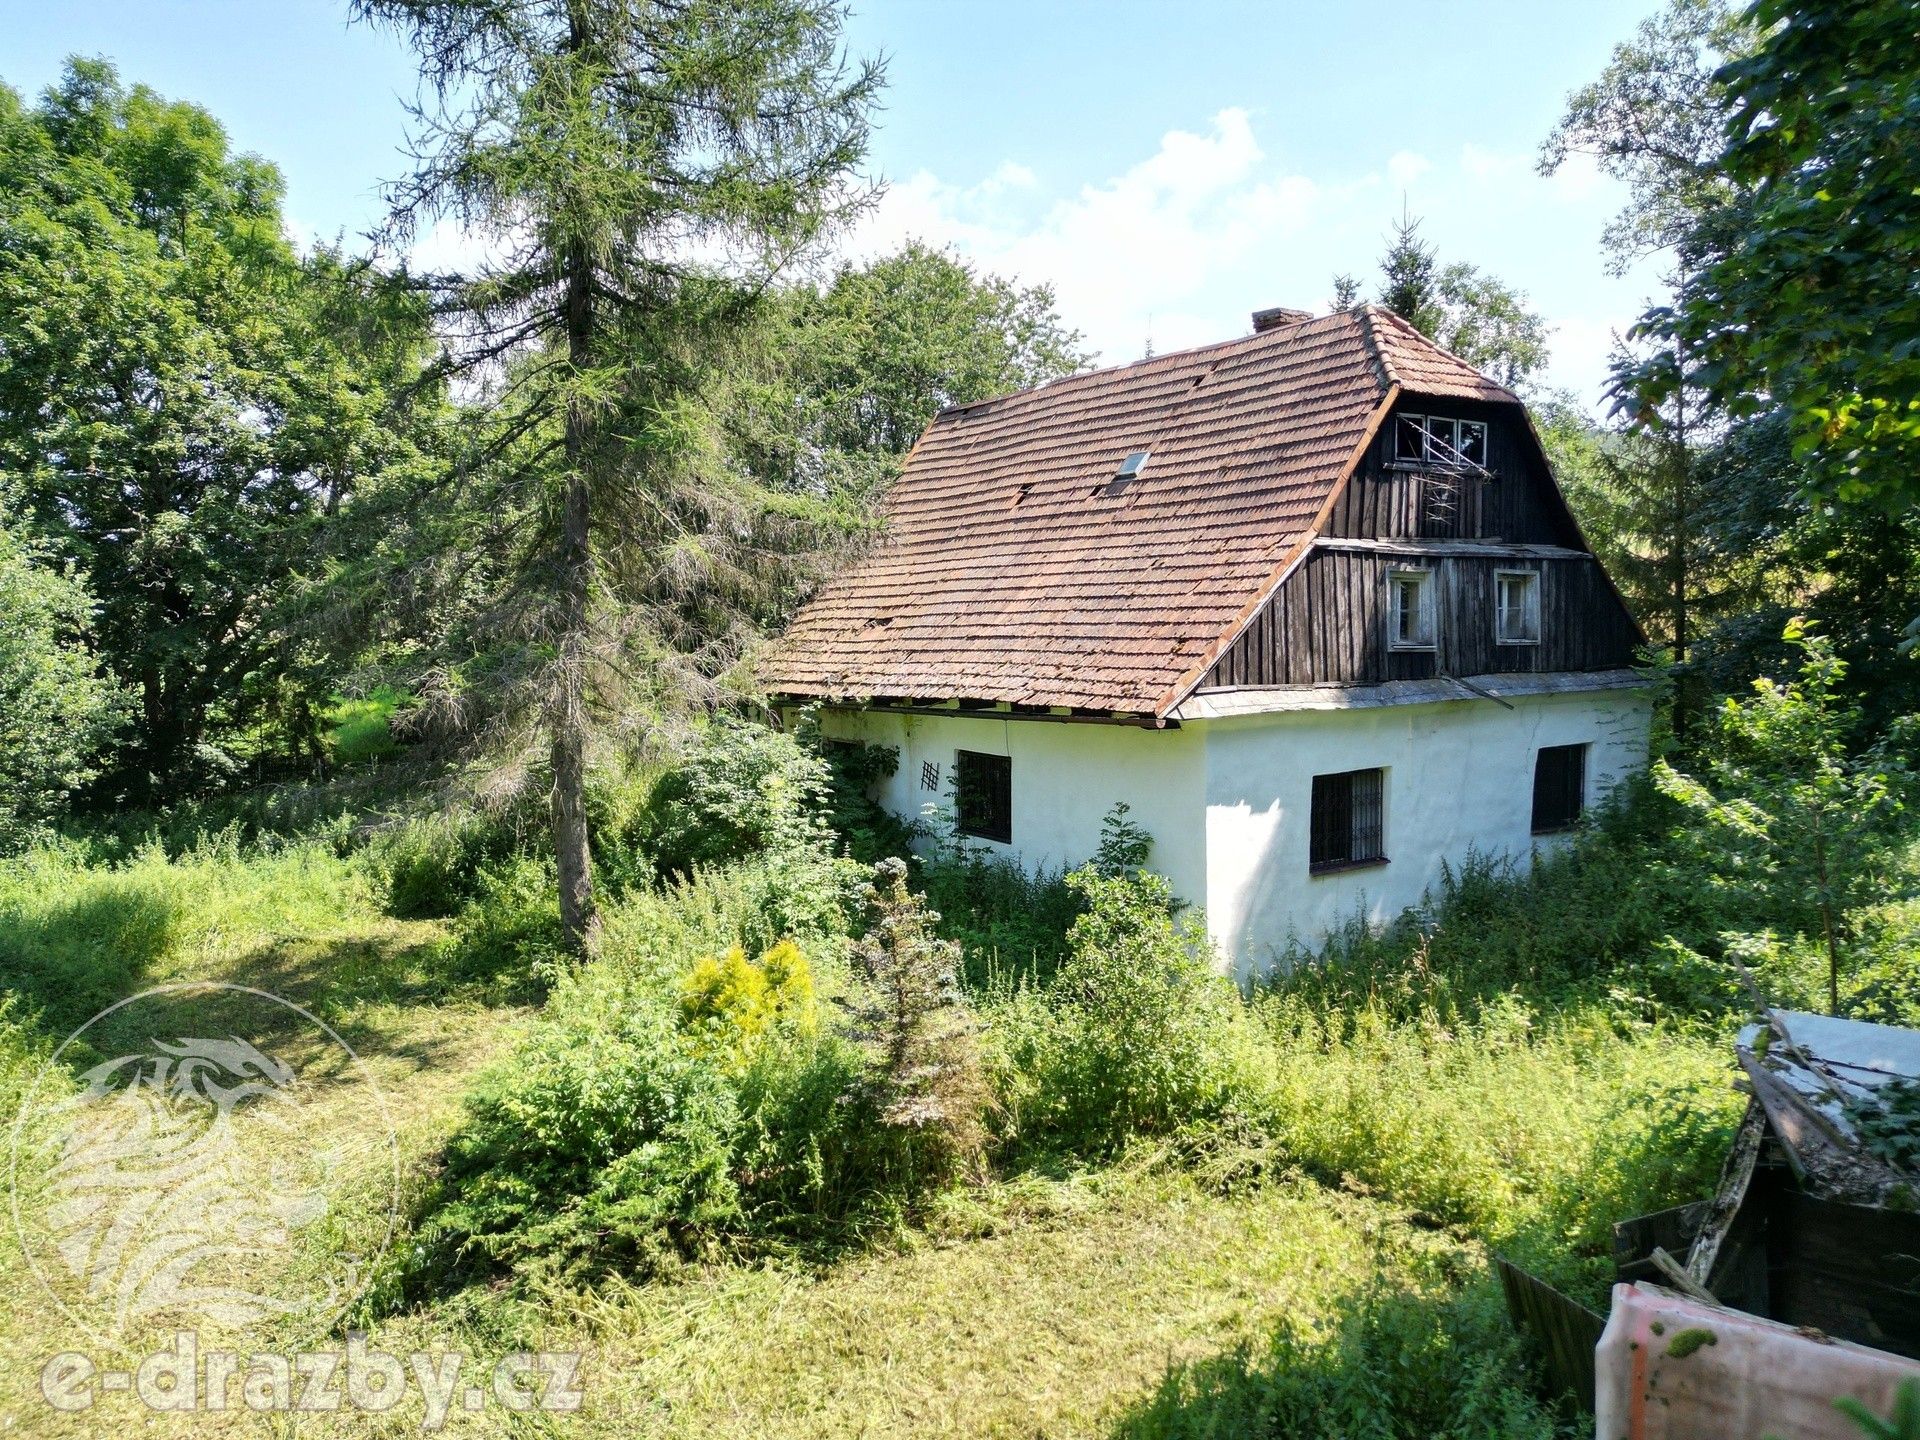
[0,832,381,1036]
[323,684,410,765]
[5,717,1913,1438]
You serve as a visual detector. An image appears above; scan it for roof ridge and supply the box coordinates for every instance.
[1358,304,1518,402]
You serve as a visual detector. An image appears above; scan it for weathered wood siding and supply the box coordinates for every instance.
[1326,400,1577,545]
[1206,549,1639,687]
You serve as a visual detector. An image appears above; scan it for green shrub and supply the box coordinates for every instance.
[919,847,1083,987]
[407,853,911,1285]
[1250,990,1740,1299]
[439,854,565,998]
[809,730,916,864]
[422,965,744,1281]
[377,811,529,919]
[680,939,817,1068]
[640,721,832,876]
[992,868,1268,1157]
[843,859,990,1184]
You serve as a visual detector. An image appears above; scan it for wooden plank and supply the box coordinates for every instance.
[1614,1201,1710,1286]
[1497,1256,1605,1412]
[1687,1098,1768,1289]
[1769,1191,1920,1358]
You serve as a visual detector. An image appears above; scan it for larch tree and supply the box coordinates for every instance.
[353,0,881,954]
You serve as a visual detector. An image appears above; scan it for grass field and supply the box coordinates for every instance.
[0,838,1593,1438]
[0,840,1574,1436]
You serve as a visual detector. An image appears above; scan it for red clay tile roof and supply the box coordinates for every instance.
[762,306,1517,717]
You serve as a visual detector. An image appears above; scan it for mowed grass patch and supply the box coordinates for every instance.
[500,1170,1521,1440]
[0,842,533,1439]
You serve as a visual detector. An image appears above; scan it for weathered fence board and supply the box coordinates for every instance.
[1496,1256,1605,1413]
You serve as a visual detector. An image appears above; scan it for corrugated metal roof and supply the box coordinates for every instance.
[762,306,1516,717]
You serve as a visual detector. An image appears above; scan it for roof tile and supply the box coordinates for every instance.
[763,307,1514,715]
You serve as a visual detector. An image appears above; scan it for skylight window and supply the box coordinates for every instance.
[1100,450,1151,498]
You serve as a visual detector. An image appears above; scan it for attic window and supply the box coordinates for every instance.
[1393,414,1488,470]
[1101,449,1151,497]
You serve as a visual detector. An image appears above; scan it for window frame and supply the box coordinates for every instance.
[1387,567,1438,652]
[954,749,1012,844]
[1494,568,1542,647]
[1391,412,1489,470]
[1530,743,1588,835]
[1309,767,1388,874]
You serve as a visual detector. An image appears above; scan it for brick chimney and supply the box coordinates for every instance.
[1251,305,1314,333]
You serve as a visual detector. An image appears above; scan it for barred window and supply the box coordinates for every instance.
[955,750,1011,843]
[1531,744,1587,833]
[1310,767,1386,872]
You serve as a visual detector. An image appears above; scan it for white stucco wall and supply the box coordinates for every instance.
[810,708,1210,909]
[1201,687,1652,975]
[808,687,1651,975]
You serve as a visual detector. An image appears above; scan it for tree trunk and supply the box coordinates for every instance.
[1814,829,1840,1016]
[1671,374,1692,741]
[551,226,600,957]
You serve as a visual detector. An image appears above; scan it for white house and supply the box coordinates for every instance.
[763,304,1652,974]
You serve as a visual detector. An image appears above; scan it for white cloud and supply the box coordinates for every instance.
[1460,142,1526,182]
[847,108,1320,362]
[1386,149,1432,189]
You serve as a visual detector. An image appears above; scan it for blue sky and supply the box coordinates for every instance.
[4,0,1670,407]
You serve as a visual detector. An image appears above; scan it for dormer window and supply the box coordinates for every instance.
[1393,413,1488,469]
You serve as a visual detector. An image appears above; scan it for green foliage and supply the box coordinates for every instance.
[423,964,746,1281]
[323,686,409,766]
[0,494,128,849]
[727,241,1088,504]
[842,859,988,1180]
[1847,1079,1920,1177]
[1352,209,1552,392]
[1091,801,1154,877]
[1656,622,1909,1011]
[993,869,1262,1157]
[440,854,566,999]
[353,0,885,953]
[1430,263,1553,393]
[1835,1379,1920,1440]
[1539,0,1751,270]
[680,939,817,1068]
[407,852,938,1283]
[0,833,377,1036]
[1378,208,1438,328]
[917,845,1084,988]
[1119,1265,1558,1440]
[376,810,532,919]
[809,731,916,864]
[1628,0,1920,512]
[0,61,437,795]
[641,720,834,876]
